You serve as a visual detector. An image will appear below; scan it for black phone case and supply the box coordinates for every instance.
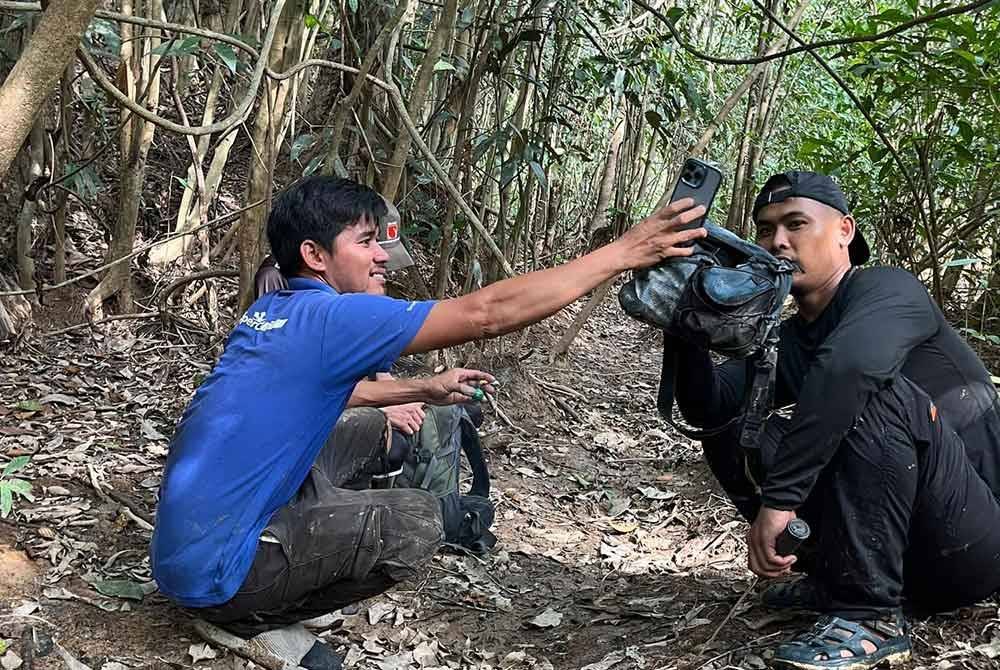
[669,158,723,228]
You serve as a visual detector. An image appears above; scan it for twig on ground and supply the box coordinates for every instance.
[553,396,583,422]
[526,371,585,400]
[83,465,154,532]
[41,312,158,337]
[700,577,759,652]
[484,391,529,436]
[693,632,782,670]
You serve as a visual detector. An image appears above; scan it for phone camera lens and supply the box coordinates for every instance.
[681,166,705,188]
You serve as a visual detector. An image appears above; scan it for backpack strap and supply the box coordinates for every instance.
[738,324,780,450]
[459,410,490,498]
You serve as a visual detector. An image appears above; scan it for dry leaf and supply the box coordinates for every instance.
[368,602,396,625]
[55,644,92,670]
[11,600,39,616]
[528,608,563,628]
[579,650,625,670]
[609,520,639,534]
[188,644,218,663]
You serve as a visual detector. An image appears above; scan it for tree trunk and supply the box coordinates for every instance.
[150,0,245,266]
[688,0,810,158]
[380,0,459,200]
[237,1,301,312]
[324,0,409,177]
[587,115,626,239]
[52,63,74,284]
[15,80,46,292]
[87,0,164,318]
[0,0,100,179]
[551,111,632,359]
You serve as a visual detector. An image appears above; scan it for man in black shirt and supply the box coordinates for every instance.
[669,171,1000,670]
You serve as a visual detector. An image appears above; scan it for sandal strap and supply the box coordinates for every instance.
[786,615,905,656]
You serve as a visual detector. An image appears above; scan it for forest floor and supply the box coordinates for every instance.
[2,285,1000,670]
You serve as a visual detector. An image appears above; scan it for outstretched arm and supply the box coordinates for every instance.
[404,199,707,354]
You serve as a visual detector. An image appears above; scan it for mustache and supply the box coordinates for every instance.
[776,256,804,273]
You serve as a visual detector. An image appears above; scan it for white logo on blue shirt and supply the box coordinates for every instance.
[240,311,288,332]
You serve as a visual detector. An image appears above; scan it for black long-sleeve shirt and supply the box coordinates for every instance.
[671,266,999,509]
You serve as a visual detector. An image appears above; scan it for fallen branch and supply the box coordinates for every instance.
[700,578,758,651]
[41,311,157,337]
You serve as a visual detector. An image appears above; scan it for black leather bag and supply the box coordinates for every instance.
[618,223,795,358]
[618,223,796,445]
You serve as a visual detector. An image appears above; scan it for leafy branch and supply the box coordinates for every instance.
[630,0,995,66]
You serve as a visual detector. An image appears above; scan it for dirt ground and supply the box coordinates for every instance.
[2,289,1000,670]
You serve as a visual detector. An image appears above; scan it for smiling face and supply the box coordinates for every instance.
[300,213,390,294]
[754,196,855,296]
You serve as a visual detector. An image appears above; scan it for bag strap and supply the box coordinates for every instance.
[738,323,780,449]
[658,347,743,439]
[658,336,780,444]
[459,412,490,498]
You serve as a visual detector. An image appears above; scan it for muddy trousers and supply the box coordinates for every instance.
[192,408,444,636]
[704,377,1000,619]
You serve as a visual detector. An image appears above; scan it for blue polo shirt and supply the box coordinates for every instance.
[150,278,435,607]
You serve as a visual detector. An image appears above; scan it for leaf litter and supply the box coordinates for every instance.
[0,294,997,669]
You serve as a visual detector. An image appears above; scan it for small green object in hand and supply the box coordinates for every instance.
[471,387,486,402]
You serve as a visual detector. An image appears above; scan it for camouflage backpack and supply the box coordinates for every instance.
[396,405,497,554]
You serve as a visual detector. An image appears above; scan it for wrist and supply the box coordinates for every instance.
[592,240,631,275]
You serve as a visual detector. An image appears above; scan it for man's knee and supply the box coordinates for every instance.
[376,488,444,580]
[337,407,388,436]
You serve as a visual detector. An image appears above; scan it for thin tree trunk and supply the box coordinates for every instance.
[86,0,164,317]
[380,0,459,200]
[52,63,74,284]
[150,0,244,265]
[688,0,810,158]
[237,1,300,312]
[324,0,409,177]
[587,115,626,239]
[551,111,631,359]
[0,0,100,179]
[16,118,45,291]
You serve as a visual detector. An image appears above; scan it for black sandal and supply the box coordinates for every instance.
[772,613,911,670]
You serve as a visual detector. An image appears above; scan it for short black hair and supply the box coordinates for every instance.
[267,176,388,276]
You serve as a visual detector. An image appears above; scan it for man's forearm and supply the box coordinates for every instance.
[476,244,626,337]
[348,378,432,408]
[406,244,626,353]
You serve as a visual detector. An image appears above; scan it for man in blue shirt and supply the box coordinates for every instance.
[151,176,706,666]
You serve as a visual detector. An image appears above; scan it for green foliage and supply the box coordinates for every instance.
[0,456,34,518]
[151,36,202,57]
[64,162,103,201]
[84,18,121,57]
[214,43,239,74]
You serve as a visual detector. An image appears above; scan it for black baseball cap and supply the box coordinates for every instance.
[752,171,870,265]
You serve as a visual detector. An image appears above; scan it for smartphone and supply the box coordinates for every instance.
[668,157,723,229]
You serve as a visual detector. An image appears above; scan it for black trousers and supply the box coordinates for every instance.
[705,377,1000,618]
[193,408,444,636]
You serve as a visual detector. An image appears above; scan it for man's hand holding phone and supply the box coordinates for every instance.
[616,198,708,270]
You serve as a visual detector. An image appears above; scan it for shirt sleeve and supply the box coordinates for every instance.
[760,268,939,509]
[669,336,751,428]
[321,294,435,384]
